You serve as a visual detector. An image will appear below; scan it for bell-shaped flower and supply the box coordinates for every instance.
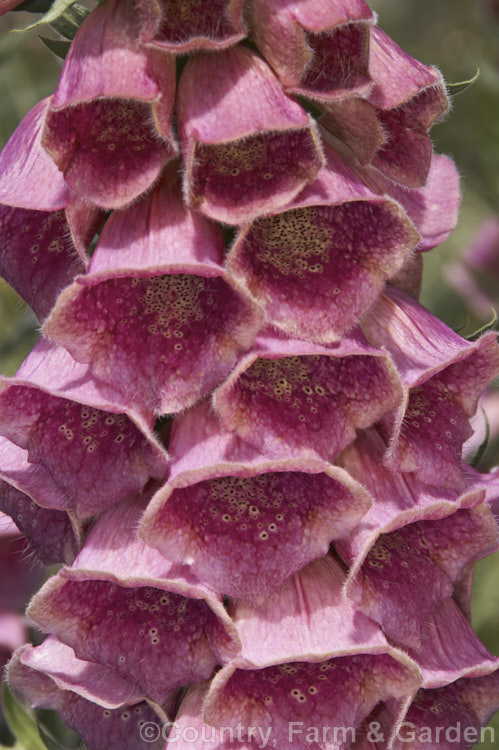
[43,170,263,416]
[361,152,461,252]
[139,401,371,600]
[339,500,498,649]
[164,682,248,750]
[226,143,419,343]
[0,99,101,320]
[41,0,177,209]
[248,0,374,101]
[213,327,402,463]
[404,598,498,690]
[390,671,499,750]
[204,555,421,749]
[0,340,168,519]
[177,44,324,225]
[0,438,82,565]
[8,638,168,750]
[27,494,240,706]
[137,0,247,52]
[322,27,449,188]
[361,288,499,489]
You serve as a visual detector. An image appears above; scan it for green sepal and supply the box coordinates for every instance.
[467,308,498,341]
[1,682,48,750]
[39,35,70,58]
[469,409,490,469]
[48,2,89,39]
[446,67,480,97]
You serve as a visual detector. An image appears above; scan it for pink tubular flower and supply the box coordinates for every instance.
[139,401,370,600]
[43,168,262,415]
[0,340,168,519]
[0,438,82,564]
[226,144,419,343]
[8,638,168,750]
[0,99,101,320]
[137,0,247,52]
[390,672,499,750]
[340,503,497,649]
[361,288,499,489]
[361,152,461,252]
[177,44,324,224]
[204,555,421,749]
[41,0,177,209]
[321,27,449,187]
[27,494,240,706]
[213,328,402,462]
[248,0,374,101]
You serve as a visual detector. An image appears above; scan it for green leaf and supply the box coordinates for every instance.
[467,308,498,341]
[469,409,490,469]
[49,3,89,40]
[446,67,480,96]
[1,682,48,750]
[15,0,88,34]
[39,35,70,58]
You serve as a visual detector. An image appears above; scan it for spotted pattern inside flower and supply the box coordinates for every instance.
[43,99,173,208]
[395,380,472,489]
[231,202,415,341]
[0,387,165,518]
[62,696,164,750]
[191,128,323,223]
[360,529,452,647]
[47,581,220,703]
[0,480,77,564]
[221,354,400,461]
[0,206,82,319]
[358,507,496,648]
[216,655,415,746]
[301,25,370,97]
[398,684,480,749]
[157,0,241,46]
[153,471,363,598]
[58,274,250,413]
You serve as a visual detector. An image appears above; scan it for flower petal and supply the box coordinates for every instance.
[177,45,324,224]
[43,0,177,208]
[213,328,402,462]
[204,557,420,749]
[249,0,373,100]
[8,640,164,750]
[145,0,247,52]
[0,438,81,564]
[139,401,370,599]
[44,172,263,415]
[227,144,419,343]
[28,494,240,704]
[0,340,168,519]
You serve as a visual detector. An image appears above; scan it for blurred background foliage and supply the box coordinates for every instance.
[0,0,498,747]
